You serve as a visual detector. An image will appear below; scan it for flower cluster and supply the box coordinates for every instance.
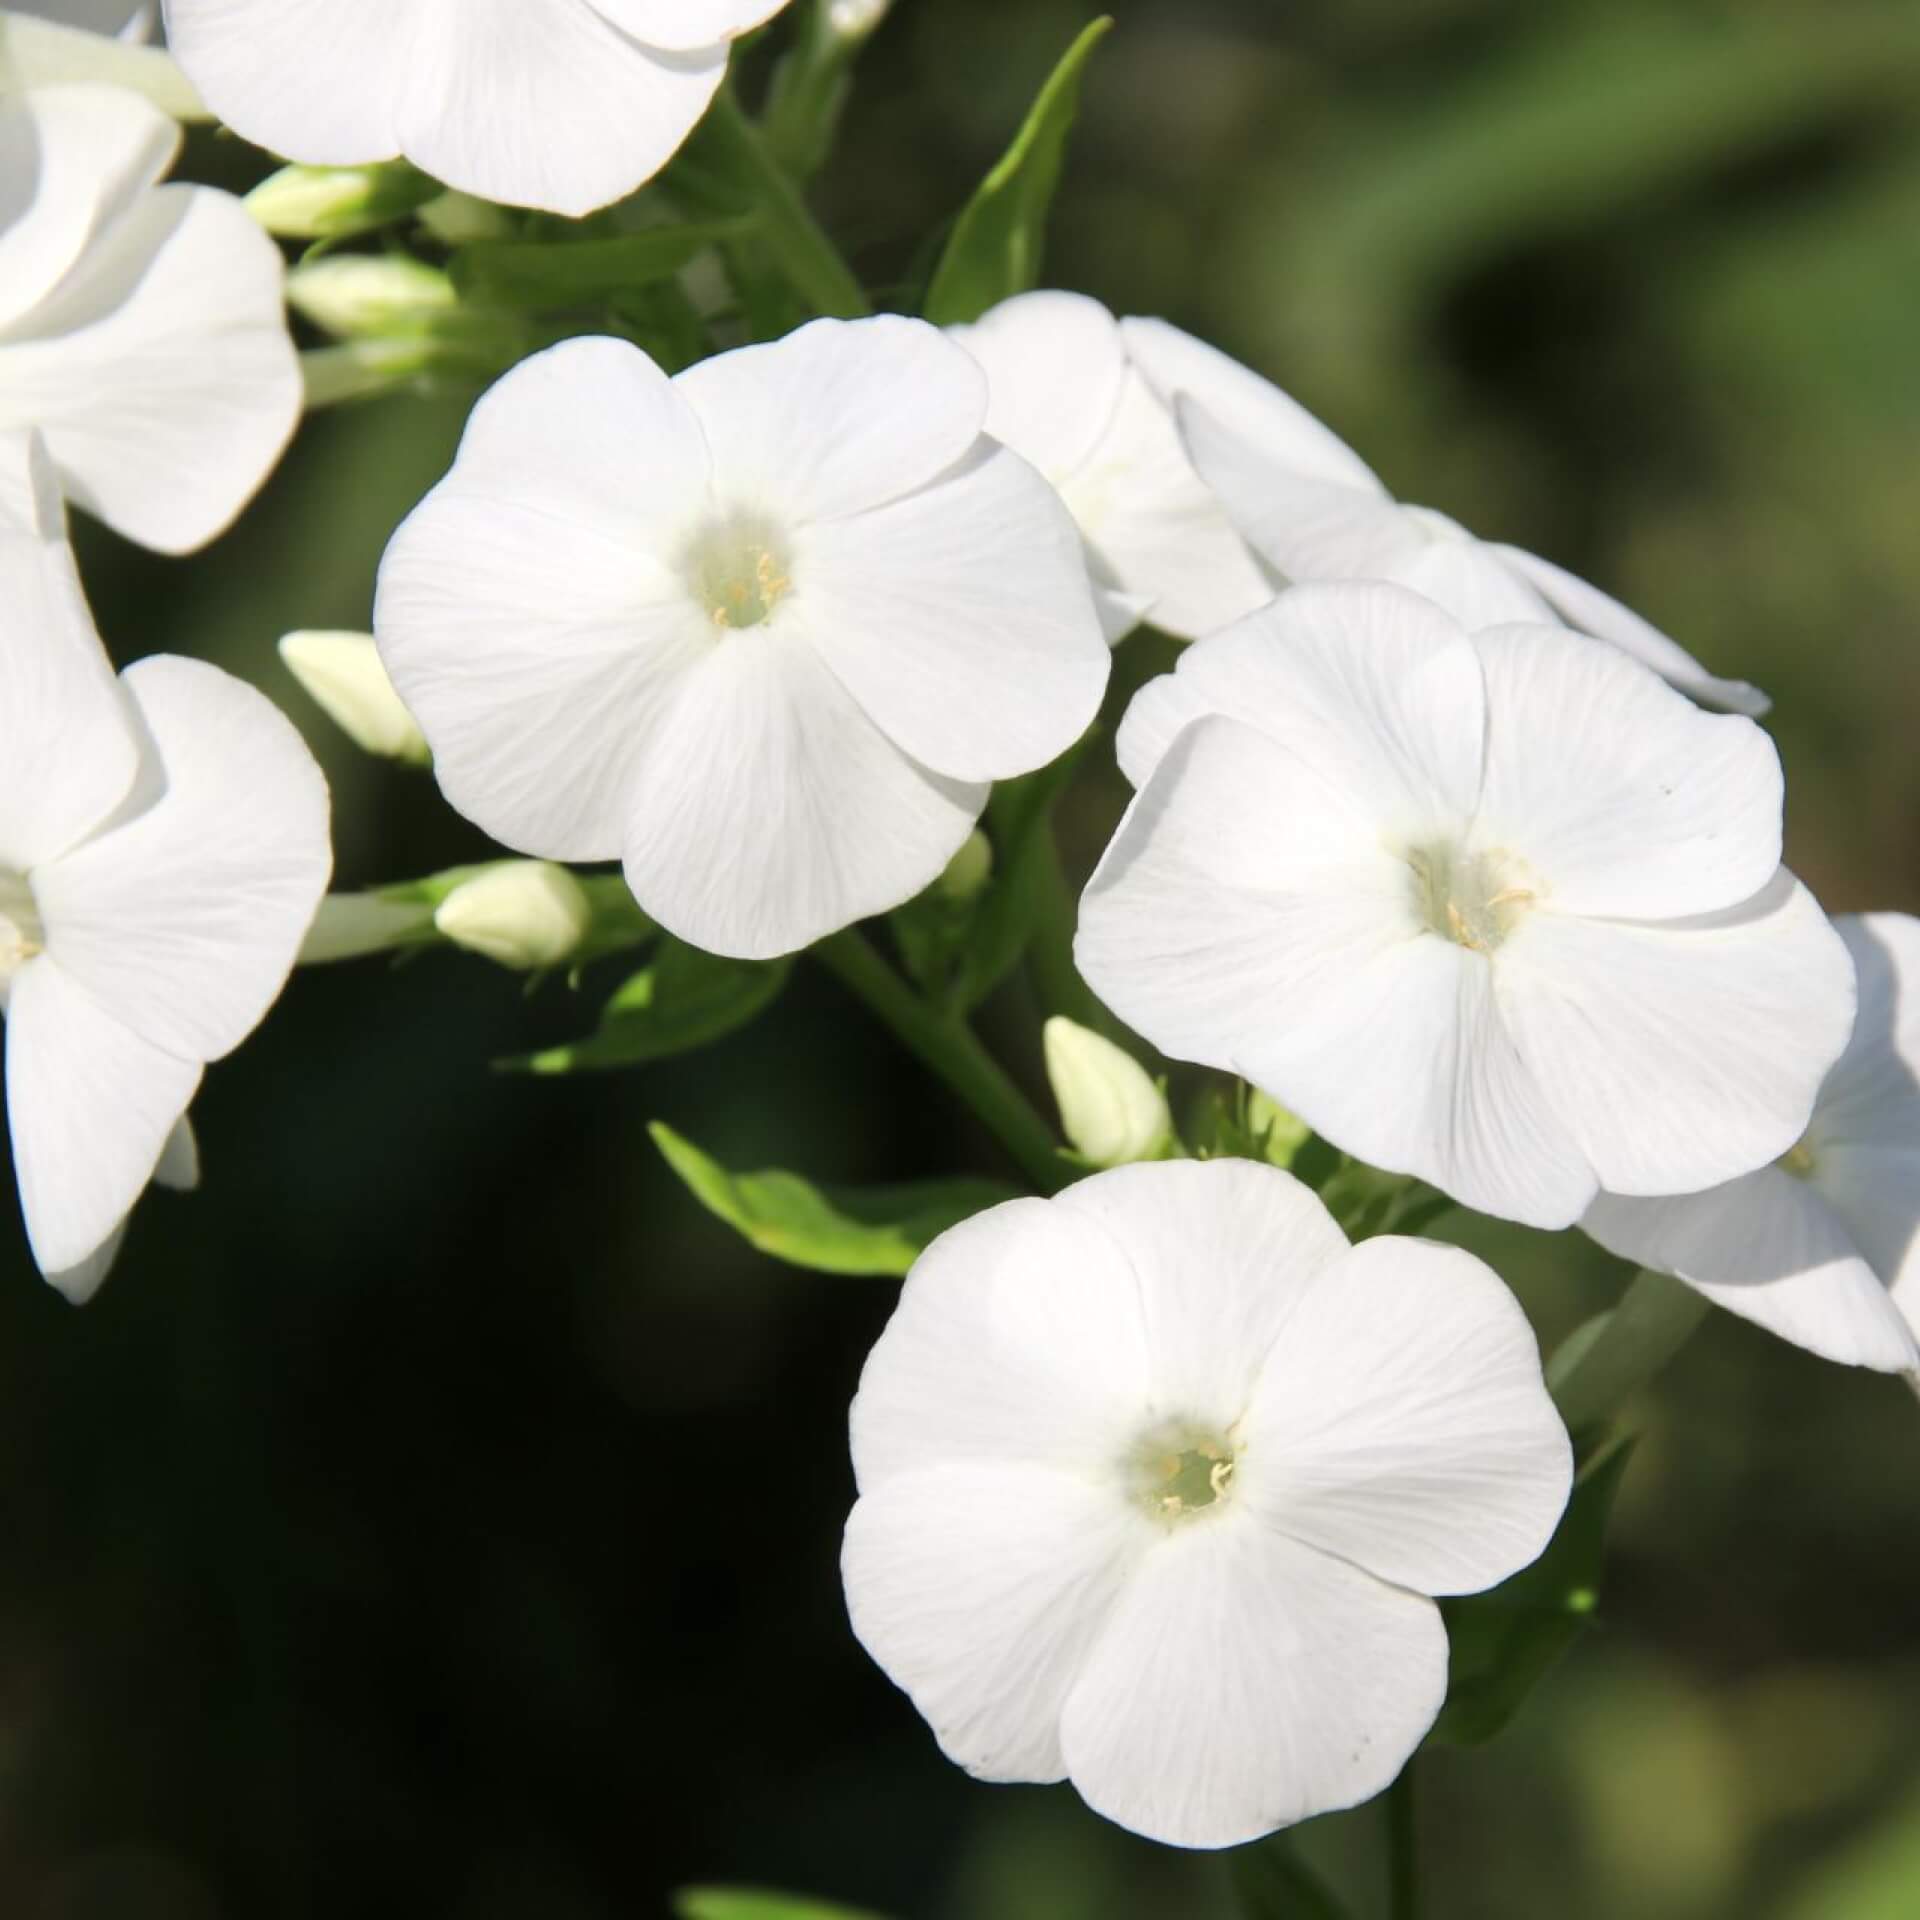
[7,2,1915,1883]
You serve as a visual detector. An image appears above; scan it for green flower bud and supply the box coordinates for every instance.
[243,160,438,240]
[1044,1017,1173,1168]
[285,255,457,341]
[434,862,593,971]
[936,829,993,903]
[279,631,430,765]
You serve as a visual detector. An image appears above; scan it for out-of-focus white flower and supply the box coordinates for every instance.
[279,631,430,765]
[950,292,1271,643]
[1078,581,1853,1231]
[1043,1016,1171,1167]
[1123,317,1767,715]
[284,255,456,340]
[375,317,1108,960]
[1585,914,1920,1373]
[0,83,298,553]
[0,432,330,1289]
[434,861,591,971]
[0,6,202,116]
[843,1157,1571,1849]
[162,0,797,219]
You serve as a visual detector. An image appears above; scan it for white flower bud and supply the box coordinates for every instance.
[244,161,436,240]
[434,862,592,971]
[285,255,457,341]
[1044,1017,1173,1168]
[279,631,430,765]
[936,829,993,903]
[828,0,891,38]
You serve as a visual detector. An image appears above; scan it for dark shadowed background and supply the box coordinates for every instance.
[4,1,1920,1915]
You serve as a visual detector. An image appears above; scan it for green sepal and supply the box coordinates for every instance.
[1228,1832,1354,1920]
[448,224,749,309]
[502,938,787,1074]
[922,16,1114,326]
[1312,1157,1453,1242]
[650,1124,1019,1278]
[673,1890,891,1920]
[1429,1433,1638,1748]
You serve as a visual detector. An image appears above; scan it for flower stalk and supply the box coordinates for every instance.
[1548,1268,1711,1435]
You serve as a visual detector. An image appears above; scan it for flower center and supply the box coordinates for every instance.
[0,867,44,982]
[1128,1419,1239,1524]
[684,510,795,632]
[1779,1135,1819,1178]
[1408,843,1538,954]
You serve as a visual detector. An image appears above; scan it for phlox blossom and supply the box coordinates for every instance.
[1077,582,1854,1230]
[843,1157,1571,1849]
[0,81,296,552]
[162,0,795,219]
[1123,316,1767,714]
[1586,914,1920,1374]
[948,291,1272,642]
[0,432,330,1292]
[375,316,1109,961]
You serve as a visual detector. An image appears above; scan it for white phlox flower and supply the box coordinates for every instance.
[0,82,298,552]
[1585,914,1920,1374]
[0,8,200,120]
[1121,316,1768,715]
[161,0,796,220]
[948,292,1273,643]
[0,432,331,1292]
[375,316,1110,961]
[1077,581,1855,1232]
[842,1157,1572,1850]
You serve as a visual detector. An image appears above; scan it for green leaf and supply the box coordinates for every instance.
[650,1124,1019,1277]
[1229,1833,1354,1920]
[674,1890,892,1920]
[504,939,787,1074]
[1430,1433,1638,1748]
[448,225,747,308]
[922,17,1114,325]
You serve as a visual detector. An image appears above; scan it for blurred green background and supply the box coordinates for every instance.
[6,0,1920,1914]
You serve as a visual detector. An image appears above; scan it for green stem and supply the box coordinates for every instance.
[1548,1268,1711,1434]
[818,927,1070,1194]
[698,87,871,319]
[1388,1760,1419,1920]
[1024,829,1131,1044]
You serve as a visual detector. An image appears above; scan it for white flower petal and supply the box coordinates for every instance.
[32,655,331,1064]
[0,16,205,122]
[1119,316,1383,492]
[0,434,141,871]
[1059,1518,1447,1849]
[1052,1158,1351,1433]
[163,0,411,166]
[842,1463,1143,1784]
[1386,528,1554,630]
[45,1211,128,1306]
[620,625,986,959]
[1471,624,1784,921]
[1240,1236,1572,1591]
[0,84,176,331]
[154,1111,199,1191]
[1818,914,1920,1150]
[5,952,200,1275]
[1492,543,1770,717]
[677,315,988,525]
[950,290,1128,488]
[1584,1170,1918,1373]
[849,1195,1152,1488]
[1815,1145,1920,1333]
[1111,582,1486,833]
[400,0,726,219]
[796,440,1109,782]
[1082,716,1599,1229]
[1499,870,1856,1198]
[0,182,300,553]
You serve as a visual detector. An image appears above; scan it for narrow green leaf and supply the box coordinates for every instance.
[922,17,1114,325]
[1229,1832,1354,1920]
[448,224,747,307]
[1429,1433,1638,1747]
[650,1124,1019,1277]
[674,1890,892,1920]
[504,939,787,1074]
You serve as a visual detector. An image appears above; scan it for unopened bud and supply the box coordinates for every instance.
[1044,1017,1173,1168]
[285,255,456,341]
[827,0,891,38]
[435,862,592,971]
[244,161,438,241]
[279,630,430,764]
[937,830,993,903]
